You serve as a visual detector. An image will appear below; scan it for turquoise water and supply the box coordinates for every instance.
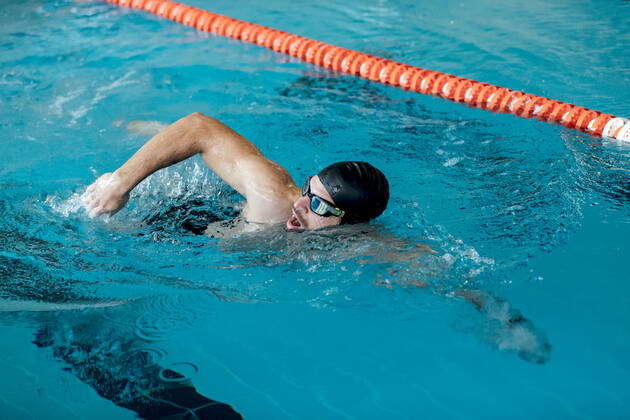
[1,0,629,418]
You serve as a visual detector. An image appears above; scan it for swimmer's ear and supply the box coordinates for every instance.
[126,120,168,136]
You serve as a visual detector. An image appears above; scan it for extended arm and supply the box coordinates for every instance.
[84,112,298,222]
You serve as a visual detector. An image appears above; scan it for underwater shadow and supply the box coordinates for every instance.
[0,254,242,420]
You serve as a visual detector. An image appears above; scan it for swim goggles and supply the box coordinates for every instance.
[302,177,345,218]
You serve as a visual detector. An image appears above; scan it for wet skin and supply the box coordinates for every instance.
[85,113,344,234]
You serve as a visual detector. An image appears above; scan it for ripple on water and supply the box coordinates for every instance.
[133,294,206,342]
[159,362,199,383]
[124,346,168,368]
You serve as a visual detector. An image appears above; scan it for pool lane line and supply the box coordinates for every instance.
[103,0,630,142]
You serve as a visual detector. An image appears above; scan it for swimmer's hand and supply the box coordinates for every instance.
[83,172,129,218]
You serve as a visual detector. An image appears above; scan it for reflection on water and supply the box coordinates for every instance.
[0,248,243,418]
[28,299,243,419]
[563,132,630,210]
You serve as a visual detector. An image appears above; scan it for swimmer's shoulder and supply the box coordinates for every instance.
[240,184,298,226]
[204,182,297,239]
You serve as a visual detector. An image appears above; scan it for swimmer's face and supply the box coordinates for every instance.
[286,175,342,231]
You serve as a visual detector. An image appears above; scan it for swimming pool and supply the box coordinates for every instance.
[1,0,629,418]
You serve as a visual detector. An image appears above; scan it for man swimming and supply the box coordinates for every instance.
[83,112,551,363]
[84,112,389,233]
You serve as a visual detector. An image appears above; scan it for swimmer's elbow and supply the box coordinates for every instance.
[183,112,219,128]
[179,112,223,149]
[181,112,227,143]
[185,111,209,121]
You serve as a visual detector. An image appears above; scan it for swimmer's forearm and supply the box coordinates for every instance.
[114,112,265,197]
[108,112,295,222]
[114,113,207,193]
[86,113,267,217]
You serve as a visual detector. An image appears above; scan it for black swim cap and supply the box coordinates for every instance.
[318,161,389,224]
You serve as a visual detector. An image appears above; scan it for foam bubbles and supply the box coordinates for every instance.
[44,189,90,217]
[443,157,464,167]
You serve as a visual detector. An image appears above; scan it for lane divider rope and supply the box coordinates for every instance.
[104,0,630,141]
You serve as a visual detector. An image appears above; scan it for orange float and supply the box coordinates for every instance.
[104,0,629,141]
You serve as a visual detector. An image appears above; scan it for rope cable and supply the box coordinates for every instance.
[104,0,630,141]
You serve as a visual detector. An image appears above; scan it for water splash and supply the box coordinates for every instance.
[44,188,90,217]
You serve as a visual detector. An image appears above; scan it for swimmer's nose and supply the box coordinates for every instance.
[293,195,310,214]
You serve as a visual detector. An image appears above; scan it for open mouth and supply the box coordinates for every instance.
[286,211,303,230]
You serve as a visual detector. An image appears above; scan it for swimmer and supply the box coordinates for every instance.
[83,113,551,363]
[84,112,389,235]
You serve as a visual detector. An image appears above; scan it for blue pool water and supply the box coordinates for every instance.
[1,0,629,418]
